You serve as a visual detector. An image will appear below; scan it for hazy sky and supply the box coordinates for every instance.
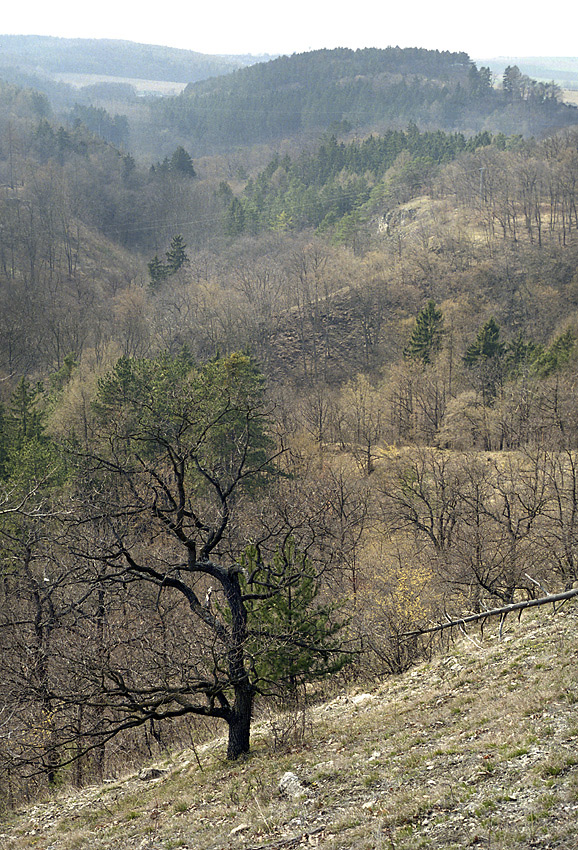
[2,1,577,60]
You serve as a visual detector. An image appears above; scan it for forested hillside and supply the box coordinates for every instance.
[149,47,576,154]
[1,43,578,815]
[3,44,575,160]
[0,35,258,81]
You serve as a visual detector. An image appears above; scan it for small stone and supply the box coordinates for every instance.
[230,823,250,836]
[279,771,307,799]
[139,767,168,781]
[351,693,374,706]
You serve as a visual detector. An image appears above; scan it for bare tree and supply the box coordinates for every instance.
[56,351,347,762]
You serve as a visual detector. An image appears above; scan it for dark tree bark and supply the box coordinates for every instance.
[226,680,254,759]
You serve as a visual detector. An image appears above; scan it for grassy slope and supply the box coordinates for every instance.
[2,605,577,850]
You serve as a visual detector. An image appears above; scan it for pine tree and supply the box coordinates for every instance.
[169,146,196,177]
[464,317,504,365]
[464,317,505,402]
[238,540,349,695]
[404,300,444,364]
[147,254,168,288]
[148,236,190,289]
[534,328,576,378]
[10,378,45,450]
[165,234,189,274]
[224,197,246,237]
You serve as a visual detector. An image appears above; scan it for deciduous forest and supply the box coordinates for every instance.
[1,43,578,807]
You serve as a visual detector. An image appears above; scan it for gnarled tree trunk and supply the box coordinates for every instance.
[226,679,254,760]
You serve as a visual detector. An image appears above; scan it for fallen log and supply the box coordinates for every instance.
[401,586,578,639]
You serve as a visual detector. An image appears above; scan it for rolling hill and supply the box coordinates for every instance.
[0,35,269,82]
[0,35,271,104]
[150,47,578,154]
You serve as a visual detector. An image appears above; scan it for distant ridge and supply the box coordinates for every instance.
[150,46,578,154]
[0,34,270,84]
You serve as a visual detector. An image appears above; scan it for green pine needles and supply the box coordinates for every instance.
[237,540,350,697]
[404,300,444,364]
[147,234,190,288]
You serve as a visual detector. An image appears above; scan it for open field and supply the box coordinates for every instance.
[52,72,188,96]
[562,89,578,106]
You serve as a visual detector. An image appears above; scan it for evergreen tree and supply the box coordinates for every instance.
[502,65,523,101]
[464,317,505,401]
[464,317,504,365]
[503,332,541,377]
[238,540,349,695]
[165,234,189,274]
[404,300,444,364]
[534,328,576,378]
[10,378,45,451]
[80,352,333,759]
[1,378,63,486]
[224,197,246,237]
[147,253,168,288]
[169,145,196,177]
[0,404,9,481]
[147,235,189,289]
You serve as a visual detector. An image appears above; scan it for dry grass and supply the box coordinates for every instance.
[1,605,577,849]
[51,72,188,95]
[562,89,578,107]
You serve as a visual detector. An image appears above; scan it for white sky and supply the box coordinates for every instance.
[2,1,577,60]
